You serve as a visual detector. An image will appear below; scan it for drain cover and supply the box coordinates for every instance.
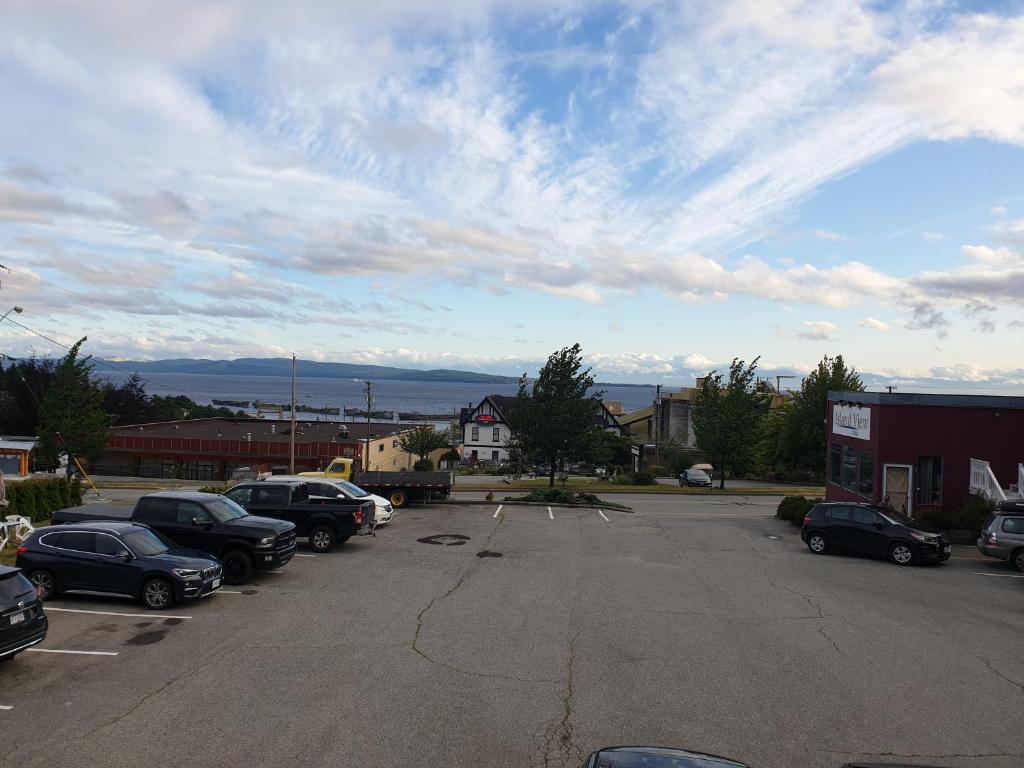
[417,534,471,546]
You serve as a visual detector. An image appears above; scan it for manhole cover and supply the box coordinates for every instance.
[417,534,471,546]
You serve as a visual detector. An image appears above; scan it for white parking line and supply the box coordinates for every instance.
[294,554,316,558]
[598,509,609,522]
[217,590,244,594]
[27,648,118,656]
[548,506,554,520]
[45,607,193,620]
[0,705,12,711]
[493,504,503,518]
[973,571,1024,579]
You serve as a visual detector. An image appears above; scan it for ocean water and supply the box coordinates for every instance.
[96,372,657,422]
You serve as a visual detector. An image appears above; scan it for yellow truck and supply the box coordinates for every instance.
[299,457,453,508]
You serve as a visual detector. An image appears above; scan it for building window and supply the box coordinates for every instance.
[829,442,874,498]
[491,450,499,462]
[492,426,500,442]
[471,426,479,441]
[378,443,384,452]
[917,456,942,506]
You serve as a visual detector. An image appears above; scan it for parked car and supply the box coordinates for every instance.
[53,491,296,585]
[224,480,374,551]
[801,502,951,565]
[262,475,394,526]
[679,468,712,487]
[17,522,223,610]
[977,500,1024,571]
[0,565,48,661]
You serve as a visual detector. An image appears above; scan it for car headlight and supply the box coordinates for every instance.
[257,536,275,547]
[172,568,201,580]
[909,531,936,542]
[384,504,393,513]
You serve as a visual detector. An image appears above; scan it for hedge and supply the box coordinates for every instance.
[776,495,823,527]
[5,477,83,523]
[916,495,995,536]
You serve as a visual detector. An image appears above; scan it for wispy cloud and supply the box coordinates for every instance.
[859,317,889,331]
[798,320,839,341]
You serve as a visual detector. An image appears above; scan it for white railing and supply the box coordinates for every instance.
[970,458,1008,502]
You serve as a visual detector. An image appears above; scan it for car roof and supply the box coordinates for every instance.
[995,501,1024,514]
[42,521,148,534]
[246,478,307,486]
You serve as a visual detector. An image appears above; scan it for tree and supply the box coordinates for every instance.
[102,373,151,425]
[753,402,790,479]
[781,355,864,476]
[509,344,602,487]
[692,357,762,489]
[0,356,56,435]
[398,425,448,461]
[36,338,111,477]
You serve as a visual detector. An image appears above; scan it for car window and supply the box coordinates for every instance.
[254,487,288,506]
[1002,517,1024,534]
[139,498,178,522]
[826,507,850,521]
[59,531,97,553]
[39,531,65,548]
[226,487,252,506]
[122,529,171,556]
[177,501,210,523]
[853,507,879,525]
[94,533,126,556]
[0,572,35,601]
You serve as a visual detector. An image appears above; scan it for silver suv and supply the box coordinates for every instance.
[977,501,1024,571]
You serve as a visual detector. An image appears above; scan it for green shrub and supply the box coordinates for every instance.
[629,471,656,486]
[646,464,666,477]
[917,494,995,535]
[198,483,231,494]
[776,495,822,526]
[413,458,435,471]
[4,478,78,523]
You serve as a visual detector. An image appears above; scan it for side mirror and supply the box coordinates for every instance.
[192,517,210,526]
[117,550,133,562]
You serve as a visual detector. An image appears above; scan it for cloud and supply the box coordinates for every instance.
[990,206,1007,216]
[921,231,943,242]
[858,317,889,331]
[798,320,839,341]
[905,301,950,337]
[812,229,844,241]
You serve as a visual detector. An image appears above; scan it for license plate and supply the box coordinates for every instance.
[9,611,25,626]
[942,545,951,553]
[212,578,220,589]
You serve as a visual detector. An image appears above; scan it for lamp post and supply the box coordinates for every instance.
[0,306,23,324]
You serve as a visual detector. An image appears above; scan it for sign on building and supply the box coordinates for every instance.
[832,405,871,440]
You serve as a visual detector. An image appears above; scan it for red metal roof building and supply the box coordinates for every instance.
[826,391,1024,516]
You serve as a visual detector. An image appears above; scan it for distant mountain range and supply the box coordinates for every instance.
[97,357,522,384]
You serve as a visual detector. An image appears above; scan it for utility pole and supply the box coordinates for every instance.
[363,380,374,473]
[886,384,897,394]
[289,353,296,473]
[654,384,661,468]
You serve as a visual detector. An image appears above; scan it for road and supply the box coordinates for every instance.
[2,501,1022,768]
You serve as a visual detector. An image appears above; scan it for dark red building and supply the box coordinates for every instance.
[826,391,1024,516]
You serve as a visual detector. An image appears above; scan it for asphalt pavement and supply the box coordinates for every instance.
[2,500,1022,768]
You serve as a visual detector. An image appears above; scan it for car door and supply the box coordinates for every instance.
[92,532,141,596]
[173,501,216,551]
[52,531,106,590]
[250,486,291,523]
[849,506,887,556]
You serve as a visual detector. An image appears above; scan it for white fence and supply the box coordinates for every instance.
[969,458,1008,502]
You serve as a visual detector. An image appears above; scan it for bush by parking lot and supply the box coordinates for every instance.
[916,495,995,537]
[776,495,822,526]
[5,477,82,522]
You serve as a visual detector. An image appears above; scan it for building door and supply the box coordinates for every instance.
[883,464,912,516]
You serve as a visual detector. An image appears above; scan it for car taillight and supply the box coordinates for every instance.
[16,546,27,555]
[802,514,811,527]
[986,531,998,545]
[353,509,363,524]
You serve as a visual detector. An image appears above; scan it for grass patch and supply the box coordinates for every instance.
[0,519,51,568]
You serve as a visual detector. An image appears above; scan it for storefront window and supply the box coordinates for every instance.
[828,442,875,499]
[916,456,942,506]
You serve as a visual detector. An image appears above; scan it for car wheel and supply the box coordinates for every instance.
[221,550,254,585]
[389,489,408,508]
[1010,548,1024,573]
[806,532,829,555]
[889,542,915,566]
[309,525,336,553]
[28,569,57,600]
[142,577,174,610]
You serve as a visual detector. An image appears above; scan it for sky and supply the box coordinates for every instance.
[1,0,1024,388]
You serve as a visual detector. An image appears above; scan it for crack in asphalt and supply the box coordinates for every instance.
[411,516,554,684]
[762,568,848,655]
[827,749,1024,760]
[981,657,1024,694]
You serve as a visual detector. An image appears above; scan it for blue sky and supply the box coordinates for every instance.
[1,1,1024,388]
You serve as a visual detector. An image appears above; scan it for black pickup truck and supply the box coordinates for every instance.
[52,491,296,585]
[223,480,374,552]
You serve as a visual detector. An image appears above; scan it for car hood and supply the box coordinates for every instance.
[158,549,221,569]
[223,515,295,535]
[368,494,390,508]
[899,518,943,535]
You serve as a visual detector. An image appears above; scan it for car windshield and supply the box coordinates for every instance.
[122,529,171,556]
[0,572,34,602]
[206,498,249,522]
[333,480,370,498]
[688,470,709,479]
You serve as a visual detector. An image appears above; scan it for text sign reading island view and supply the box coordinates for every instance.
[832,405,871,440]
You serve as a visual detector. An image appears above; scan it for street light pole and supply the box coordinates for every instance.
[0,306,24,324]
[289,354,296,473]
[363,381,374,473]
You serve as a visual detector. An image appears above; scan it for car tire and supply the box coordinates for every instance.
[221,550,254,585]
[1010,548,1024,573]
[806,531,829,555]
[389,489,409,508]
[889,541,915,566]
[309,525,337,553]
[142,577,174,610]
[28,569,57,600]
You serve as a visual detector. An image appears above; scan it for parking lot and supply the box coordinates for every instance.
[2,497,1023,768]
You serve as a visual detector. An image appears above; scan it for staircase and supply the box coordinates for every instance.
[970,459,1024,503]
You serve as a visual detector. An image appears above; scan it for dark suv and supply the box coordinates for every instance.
[0,565,48,660]
[801,502,951,566]
[17,522,223,609]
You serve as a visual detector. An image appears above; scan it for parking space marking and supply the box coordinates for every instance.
[294,554,316,558]
[548,506,554,520]
[493,504,503,518]
[973,571,1024,579]
[598,510,609,522]
[27,648,118,656]
[0,705,12,711]
[45,607,193,620]
[217,589,244,594]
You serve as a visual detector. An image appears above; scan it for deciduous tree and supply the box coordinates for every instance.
[692,357,762,489]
